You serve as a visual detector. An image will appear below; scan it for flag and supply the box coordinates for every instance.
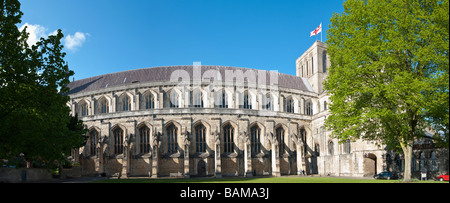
[310,23,322,37]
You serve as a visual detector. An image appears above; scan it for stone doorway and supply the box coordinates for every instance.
[197,160,206,177]
[363,153,377,177]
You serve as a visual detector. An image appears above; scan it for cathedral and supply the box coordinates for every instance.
[67,41,448,179]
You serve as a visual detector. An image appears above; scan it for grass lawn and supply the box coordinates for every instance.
[91,176,443,183]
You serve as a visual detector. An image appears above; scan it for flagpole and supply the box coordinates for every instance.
[321,22,323,42]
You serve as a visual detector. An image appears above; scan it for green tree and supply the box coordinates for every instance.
[324,0,449,182]
[0,0,86,168]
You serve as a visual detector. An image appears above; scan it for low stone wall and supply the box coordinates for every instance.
[61,166,82,179]
[0,168,53,183]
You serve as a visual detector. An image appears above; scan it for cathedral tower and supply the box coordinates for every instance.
[296,41,329,94]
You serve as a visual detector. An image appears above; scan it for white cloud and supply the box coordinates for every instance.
[64,32,88,52]
[48,30,59,37]
[19,23,50,46]
[19,22,89,52]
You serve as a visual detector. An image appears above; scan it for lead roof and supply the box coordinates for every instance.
[67,66,314,95]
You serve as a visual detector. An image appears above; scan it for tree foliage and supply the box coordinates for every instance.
[324,0,449,182]
[0,0,86,167]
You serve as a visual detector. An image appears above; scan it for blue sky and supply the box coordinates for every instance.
[19,0,344,80]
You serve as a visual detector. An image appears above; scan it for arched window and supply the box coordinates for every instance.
[285,97,294,113]
[113,128,124,154]
[306,61,309,76]
[344,140,351,154]
[168,90,180,108]
[192,89,204,108]
[395,154,403,172]
[139,125,151,154]
[431,151,438,172]
[323,101,328,111]
[144,93,155,110]
[166,124,178,153]
[301,65,304,77]
[305,101,313,116]
[276,127,285,155]
[99,97,109,114]
[419,152,426,172]
[241,91,252,109]
[79,101,89,116]
[195,124,207,153]
[323,51,328,73]
[263,93,273,111]
[328,141,334,156]
[89,129,99,156]
[215,90,228,109]
[223,124,234,153]
[119,94,131,112]
[250,126,261,154]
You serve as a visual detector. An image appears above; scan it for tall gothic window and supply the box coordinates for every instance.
[263,94,273,111]
[144,93,155,109]
[431,151,438,172]
[90,129,99,156]
[328,141,334,156]
[215,90,228,109]
[166,124,178,153]
[344,140,351,154]
[276,127,285,156]
[306,62,309,76]
[168,90,180,108]
[119,94,131,112]
[195,124,207,153]
[419,152,426,172]
[285,97,294,113]
[301,65,304,77]
[139,126,151,154]
[251,126,261,154]
[323,51,328,73]
[99,97,109,114]
[305,101,313,116]
[223,124,234,153]
[79,101,89,116]
[242,91,252,109]
[192,89,203,108]
[114,128,124,154]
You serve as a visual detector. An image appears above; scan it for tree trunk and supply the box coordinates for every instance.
[400,141,413,182]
